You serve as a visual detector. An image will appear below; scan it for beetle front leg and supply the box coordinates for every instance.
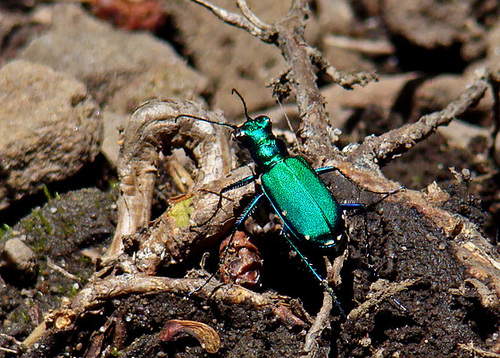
[197,174,257,227]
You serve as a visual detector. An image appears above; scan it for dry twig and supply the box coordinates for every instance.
[23,274,299,347]
[352,69,490,165]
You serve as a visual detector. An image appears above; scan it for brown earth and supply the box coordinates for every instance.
[0,1,499,357]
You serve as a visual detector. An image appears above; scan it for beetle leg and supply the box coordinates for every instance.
[315,166,369,194]
[316,166,404,196]
[215,174,257,221]
[216,174,257,219]
[235,192,264,227]
[189,193,265,295]
[196,174,257,227]
[215,175,257,217]
[340,203,365,210]
[314,166,338,175]
[222,174,257,193]
[282,233,346,318]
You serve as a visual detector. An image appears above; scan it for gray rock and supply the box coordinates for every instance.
[0,59,101,210]
[0,237,37,279]
[21,4,208,164]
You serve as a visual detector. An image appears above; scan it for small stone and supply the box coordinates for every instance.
[1,238,37,278]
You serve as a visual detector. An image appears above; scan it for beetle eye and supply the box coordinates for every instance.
[256,116,271,128]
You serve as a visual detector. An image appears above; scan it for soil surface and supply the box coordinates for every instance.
[1,1,500,358]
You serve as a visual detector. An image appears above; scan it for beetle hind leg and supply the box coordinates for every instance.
[282,232,346,318]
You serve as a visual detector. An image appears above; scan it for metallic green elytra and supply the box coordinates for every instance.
[261,156,345,248]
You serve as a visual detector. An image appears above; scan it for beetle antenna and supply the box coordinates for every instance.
[175,114,237,130]
[231,88,251,120]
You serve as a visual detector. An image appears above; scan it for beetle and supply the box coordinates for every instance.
[177,90,391,316]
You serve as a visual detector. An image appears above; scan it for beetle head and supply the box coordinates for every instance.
[234,115,272,146]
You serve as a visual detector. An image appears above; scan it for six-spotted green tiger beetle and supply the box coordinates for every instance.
[177,89,401,317]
